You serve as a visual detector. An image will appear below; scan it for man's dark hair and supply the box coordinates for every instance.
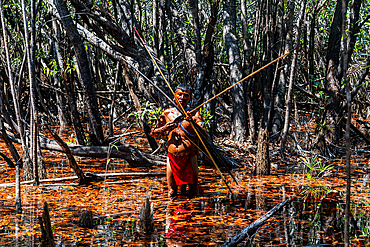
[176,84,193,94]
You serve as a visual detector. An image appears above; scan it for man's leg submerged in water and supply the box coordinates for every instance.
[189,155,199,196]
[166,157,177,197]
[166,155,199,197]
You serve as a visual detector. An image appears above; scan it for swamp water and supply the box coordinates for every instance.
[1,160,370,246]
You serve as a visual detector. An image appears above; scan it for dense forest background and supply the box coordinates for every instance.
[0,0,369,245]
[1,0,369,178]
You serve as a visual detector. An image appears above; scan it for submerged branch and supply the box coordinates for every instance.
[221,198,292,247]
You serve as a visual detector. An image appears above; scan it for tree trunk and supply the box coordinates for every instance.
[342,1,351,245]
[15,160,22,213]
[323,0,348,150]
[55,0,104,146]
[0,0,32,180]
[255,128,270,175]
[158,0,166,64]
[223,0,247,143]
[189,0,201,68]
[52,19,74,134]
[193,0,218,107]
[280,0,306,154]
[122,60,158,151]
[22,0,39,183]
[109,62,120,137]
[152,0,159,56]
[241,0,255,140]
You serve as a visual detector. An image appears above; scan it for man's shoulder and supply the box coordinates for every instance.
[163,107,178,114]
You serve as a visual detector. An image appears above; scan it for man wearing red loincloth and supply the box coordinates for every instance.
[151,84,207,197]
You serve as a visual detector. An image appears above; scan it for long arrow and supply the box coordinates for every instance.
[189,44,303,115]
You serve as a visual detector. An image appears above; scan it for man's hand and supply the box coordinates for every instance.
[163,121,177,132]
[184,114,193,123]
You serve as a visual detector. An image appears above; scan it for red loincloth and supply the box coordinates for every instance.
[167,151,196,185]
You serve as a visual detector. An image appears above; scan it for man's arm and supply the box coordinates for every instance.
[150,112,177,137]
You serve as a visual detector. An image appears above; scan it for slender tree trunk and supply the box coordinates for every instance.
[55,0,104,146]
[241,0,254,140]
[52,29,69,135]
[0,0,32,180]
[344,68,352,247]
[63,71,86,145]
[15,159,22,213]
[308,10,317,91]
[241,0,251,77]
[223,0,247,143]
[51,19,86,146]
[276,0,293,140]
[342,1,351,245]
[280,0,306,154]
[158,0,166,64]
[152,0,159,57]
[109,62,120,137]
[22,0,39,183]
[189,0,201,68]
[251,0,264,132]
[122,60,141,112]
[136,0,142,31]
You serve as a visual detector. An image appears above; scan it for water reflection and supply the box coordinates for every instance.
[1,175,370,246]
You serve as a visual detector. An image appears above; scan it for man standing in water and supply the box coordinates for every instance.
[151,84,207,197]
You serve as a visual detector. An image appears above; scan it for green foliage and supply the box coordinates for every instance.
[146,106,164,127]
[128,102,163,128]
[64,61,77,75]
[301,185,332,202]
[300,155,333,179]
[313,83,329,110]
[43,59,59,78]
[198,107,213,132]
[317,120,327,131]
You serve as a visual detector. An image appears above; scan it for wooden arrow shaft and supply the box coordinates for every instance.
[189,44,302,114]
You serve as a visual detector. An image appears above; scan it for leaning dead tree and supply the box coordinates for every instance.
[43,122,88,183]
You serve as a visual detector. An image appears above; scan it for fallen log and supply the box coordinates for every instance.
[0,172,166,187]
[221,198,292,247]
[6,131,166,167]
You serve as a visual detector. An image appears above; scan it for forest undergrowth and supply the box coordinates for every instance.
[0,111,370,246]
